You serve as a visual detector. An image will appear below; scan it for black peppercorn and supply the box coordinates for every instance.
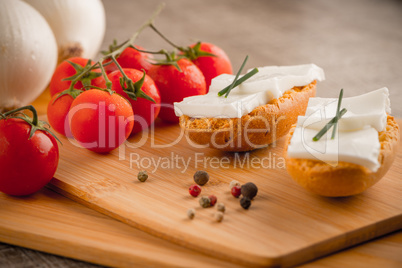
[240,197,251,209]
[193,170,209,186]
[241,182,258,199]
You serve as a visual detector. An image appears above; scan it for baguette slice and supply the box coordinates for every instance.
[179,81,317,152]
[284,115,399,197]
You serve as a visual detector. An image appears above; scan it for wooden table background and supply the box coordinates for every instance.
[1,0,402,267]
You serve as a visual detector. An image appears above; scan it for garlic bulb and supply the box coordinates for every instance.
[0,0,58,112]
[24,0,106,63]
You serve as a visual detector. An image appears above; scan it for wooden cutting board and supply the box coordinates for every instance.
[0,188,242,267]
[48,119,402,267]
[2,186,401,267]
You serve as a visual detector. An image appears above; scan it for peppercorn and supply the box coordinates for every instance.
[137,170,148,182]
[193,170,209,186]
[209,195,217,206]
[231,185,241,198]
[229,180,240,189]
[240,197,251,209]
[187,208,195,219]
[216,203,225,213]
[241,182,258,199]
[199,196,211,208]
[214,211,224,222]
[189,184,202,197]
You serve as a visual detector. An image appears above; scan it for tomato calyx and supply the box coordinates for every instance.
[181,42,216,61]
[120,69,155,102]
[1,105,61,144]
[53,59,103,103]
[63,60,103,88]
[106,55,155,103]
[151,50,185,72]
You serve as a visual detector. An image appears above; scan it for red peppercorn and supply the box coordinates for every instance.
[209,195,217,206]
[231,185,241,198]
[189,184,201,197]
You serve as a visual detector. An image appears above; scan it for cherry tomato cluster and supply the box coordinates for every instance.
[0,9,234,197]
[47,41,232,153]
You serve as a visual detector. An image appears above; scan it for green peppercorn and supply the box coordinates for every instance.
[240,197,251,209]
[199,196,211,208]
[193,170,209,186]
[241,182,258,199]
[137,170,148,182]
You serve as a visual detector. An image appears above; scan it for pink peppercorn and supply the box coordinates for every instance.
[209,195,217,206]
[231,185,241,198]
[189,184,201,197]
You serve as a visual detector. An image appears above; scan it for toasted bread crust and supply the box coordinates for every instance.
[179,81,317,152]
[284,115,400,197]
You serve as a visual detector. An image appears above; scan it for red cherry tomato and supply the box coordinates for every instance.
[49,57,106,96]
[103,46,153,74]
[108,68,161,134]
[189,42,233,90]
[47,93,74,137]
[148,58,206,123]
[68,90,134,153]
[0,118,59,196]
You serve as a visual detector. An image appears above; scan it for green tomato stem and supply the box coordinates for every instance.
[149,23,183,51]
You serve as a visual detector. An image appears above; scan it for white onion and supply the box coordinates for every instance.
[0,0,58,112]
[24,0,106,63]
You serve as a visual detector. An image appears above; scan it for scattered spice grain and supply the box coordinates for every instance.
[193,170,209,186]
[209,195,217,206]
[216,203,225,213]
[214,211,224,222]
[241,182,258,199]
[231,185,241,198]
[229,180,240,189]
[199,196,211,208]
[187,208,195,219]
[240,197,252,209]
[189,184,202,197]
[137,170,148,182]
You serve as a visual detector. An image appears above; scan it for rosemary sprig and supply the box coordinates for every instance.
[218,55,259,97]
[312,89,347,141]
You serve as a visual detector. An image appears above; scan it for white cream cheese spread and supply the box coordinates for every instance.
[287,88,391,172]
[174,64,325,118]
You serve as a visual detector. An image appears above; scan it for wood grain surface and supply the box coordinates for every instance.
[2,0,402,267]
[0,188,242,268]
